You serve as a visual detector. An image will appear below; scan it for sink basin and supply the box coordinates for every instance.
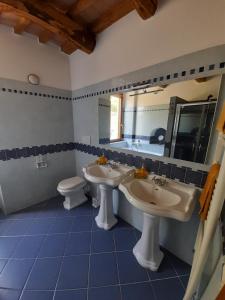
[119,175,196,222]
[83,162,134,230]
[119,174,196,271]
[83,163,133,187]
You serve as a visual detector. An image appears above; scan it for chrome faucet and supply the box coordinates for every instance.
[152,176,167,186]
[106,161,118,169]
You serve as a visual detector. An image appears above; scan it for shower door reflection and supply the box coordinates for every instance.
[171,102,216,164]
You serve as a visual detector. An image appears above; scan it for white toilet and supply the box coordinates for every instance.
[57,176,87,210]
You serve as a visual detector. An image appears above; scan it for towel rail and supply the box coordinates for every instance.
[183,132,225,300]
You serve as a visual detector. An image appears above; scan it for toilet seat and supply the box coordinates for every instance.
[57,176,86,191]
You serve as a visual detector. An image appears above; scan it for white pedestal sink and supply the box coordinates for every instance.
[83,163,134,230]
[119,175,196,271]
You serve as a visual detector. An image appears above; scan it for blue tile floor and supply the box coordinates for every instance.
[0,197,190,300]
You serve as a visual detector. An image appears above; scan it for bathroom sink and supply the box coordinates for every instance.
[83,162,134,230]
[83,163,134,187]
[119,174,197,271]
[119,175,196,222]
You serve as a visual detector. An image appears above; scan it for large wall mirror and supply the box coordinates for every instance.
[98,75,222,165]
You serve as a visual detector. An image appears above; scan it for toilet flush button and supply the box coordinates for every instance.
[35,155,48,169]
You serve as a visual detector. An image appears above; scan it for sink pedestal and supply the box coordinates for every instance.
[95,184,118,230]
[133,213,164,271]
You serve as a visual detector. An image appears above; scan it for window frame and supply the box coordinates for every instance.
[110,93,123,143]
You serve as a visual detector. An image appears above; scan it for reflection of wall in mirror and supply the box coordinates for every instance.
[98,97,110,144]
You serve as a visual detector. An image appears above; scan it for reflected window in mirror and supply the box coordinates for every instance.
[98,75,222,165]
[110,95,123,142]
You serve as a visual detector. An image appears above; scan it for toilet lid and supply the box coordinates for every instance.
[58,176,85,190]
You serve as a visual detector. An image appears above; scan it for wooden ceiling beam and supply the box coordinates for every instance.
[71,0,95,15]
[131,0,157,20]
[38,30,52,44]
[0,0,96,54]
[13,17,30,33]
[92,0,134,34]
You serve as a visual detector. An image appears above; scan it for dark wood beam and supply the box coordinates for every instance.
[92,0,134,34]
[38,30,52,44]
[14,17,30,33]
[71,0,95,15]
[0,0,96,54]
[131,0,157,20]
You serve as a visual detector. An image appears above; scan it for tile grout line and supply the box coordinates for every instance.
[113,230,123,300]
[52,231,71,299]
[168,257,188,292]
[87,209,94,300]
[18,231,49,300]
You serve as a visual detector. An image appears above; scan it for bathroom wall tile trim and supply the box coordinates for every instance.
[72,45,225,101]
[0,141,207,188]
[0,77,72,100]
[0,142,75,161]
[73,143,207,188]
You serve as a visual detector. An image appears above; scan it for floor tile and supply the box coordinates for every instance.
[9,209,38,220]
[114,229,137,251]
[0,237,21,258]
[35,207,60,218]
[0,259,7,273]
[12,235,44,258]
[73,201,93,216]
[152,277,185,300]
[57,255,89,289]
[121,282,155,300]
[65,232,91,255]
[20,290,54,300]
[71,215,93,232]
[26,218,55,235]
[180,274,189,289]
[4,219,32,236]
[0,259,34,289]
[169,255,191,276]
[54,289,87,300]
[49,217,73,234]
[89,285,121,300]
[114,218,132,231]
[117,251,148,284]
[38,234,68,258]
[0,289,21,300]
[89,253,118,287]
[92,231,114,253]
[148,255,176,280]
[25,257,61,290]
[0,220,12,235]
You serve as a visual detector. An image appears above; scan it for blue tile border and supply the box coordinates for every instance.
[73,143,206,188]
[72,60,225,101]
[0,142,75,161]
[1,141,207,188]
[1,87,72,101]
